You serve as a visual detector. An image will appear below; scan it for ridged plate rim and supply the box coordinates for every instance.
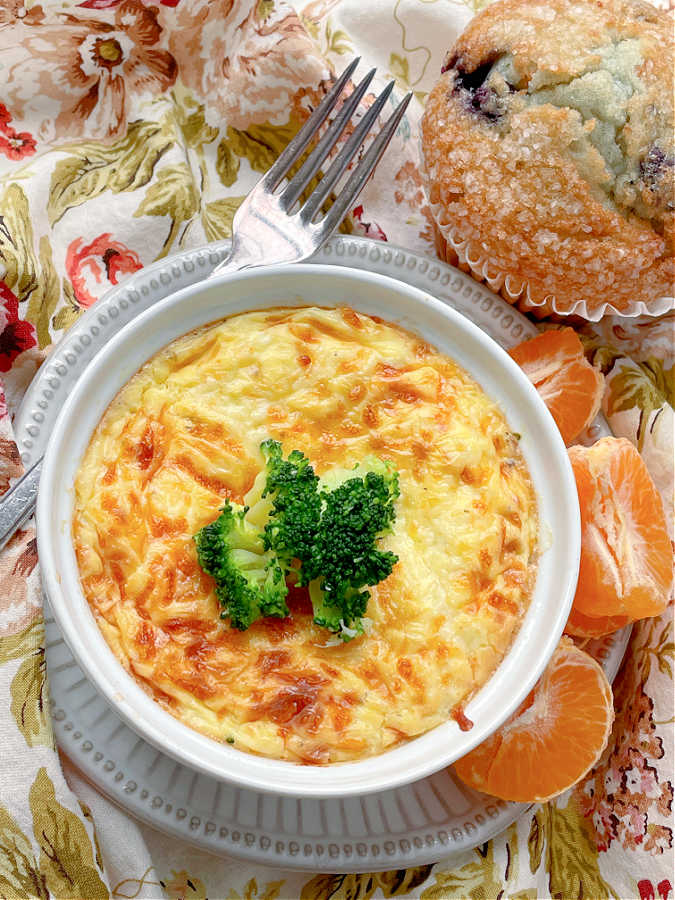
[16,235,631,872]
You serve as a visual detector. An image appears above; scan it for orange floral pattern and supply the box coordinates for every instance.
[0,0,672,898]
[2,0,176,140]
[66,234,143,307]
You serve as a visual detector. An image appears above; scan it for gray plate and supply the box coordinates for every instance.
[16,235,630,872]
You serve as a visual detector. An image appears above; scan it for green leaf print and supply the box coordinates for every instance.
[606,358,673,450]
[420,843,502,899]
[77,802,105,876]
[48,119,174,225]
[227,877,285,900]
[640,357,674,405]
[527,809,545,874]
[25,236,59,349]
[255,0,275,21]
[324,21,352,56]
[300,873,380,900]
[29,767,109,899]
[52,278,83,334]
[377,866,434,895]
[0,619,43,666]
[0,184,40,305]
[177,105,218,151]
[201,197,245,242]
[134,163,199,220]
[134,163,199,258]
[0,188,59,345]
[389,52,411,88]
[225,117,303,175]
[10,646,53,749]
[529,802,619,900]
[216,139,240,188]
[585,341,622,375]
[0,803,49,899]
[299,12,320,41]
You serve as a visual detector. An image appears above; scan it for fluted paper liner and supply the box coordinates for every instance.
[419,142,675,323]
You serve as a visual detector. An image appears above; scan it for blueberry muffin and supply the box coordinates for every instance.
[421,0,674,317]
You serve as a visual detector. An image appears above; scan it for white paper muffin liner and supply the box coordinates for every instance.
[418,142,675,323]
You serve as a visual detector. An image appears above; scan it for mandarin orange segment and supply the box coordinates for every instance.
[569,437,673,620]
[453,637,614,802]
[564,604,631,638]
[509,328,604,446]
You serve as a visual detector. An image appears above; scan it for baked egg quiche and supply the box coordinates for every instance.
[73,306,538,764]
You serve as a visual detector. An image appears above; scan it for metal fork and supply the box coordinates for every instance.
[0,61,411,551]
[209,57,412,277]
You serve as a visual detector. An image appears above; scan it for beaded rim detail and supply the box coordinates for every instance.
[17,236,629,871]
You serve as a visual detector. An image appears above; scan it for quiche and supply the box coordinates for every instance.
[73,306,538,764]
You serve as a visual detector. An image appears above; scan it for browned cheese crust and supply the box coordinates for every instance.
[73,308,539,764]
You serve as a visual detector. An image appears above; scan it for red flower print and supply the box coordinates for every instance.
[639,880,673,900]
[0,103,37,161]
[658,880,673,900]
[0,129,37,161]
[66,234,142,308]
[0,104,12,130]
[640,881,657,900]
[0,281,37,373]
[352,205,388,241]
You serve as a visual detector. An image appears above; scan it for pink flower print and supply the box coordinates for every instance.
[591,805,617,852]
[78,0,181,6]
[656,780,673,818]
[352,204,388,241]
[623,756,661,800]
[66,234,142,308]
[644,824,674,854]
[5,0,177,140]
[617,804,647,850]
[604,765,622,798]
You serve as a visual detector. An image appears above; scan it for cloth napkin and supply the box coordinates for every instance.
[0,0,672,897]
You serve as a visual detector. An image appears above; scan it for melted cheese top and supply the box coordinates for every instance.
[73,307,538,764]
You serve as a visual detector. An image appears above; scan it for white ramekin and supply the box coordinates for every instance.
[37,264,580,798]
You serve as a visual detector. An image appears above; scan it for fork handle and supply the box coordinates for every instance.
[0,456,42,552]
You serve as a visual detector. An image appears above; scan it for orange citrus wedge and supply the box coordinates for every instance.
[509,328,604,445]
[564,605,630,638]
[454,637,614,802]
[569,437,672,621]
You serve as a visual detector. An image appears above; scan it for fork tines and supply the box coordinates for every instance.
[265,59,412,232]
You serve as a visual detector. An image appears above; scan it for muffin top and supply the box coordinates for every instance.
[421,0,674,314]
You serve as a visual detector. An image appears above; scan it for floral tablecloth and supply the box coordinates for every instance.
[0,0,673,897]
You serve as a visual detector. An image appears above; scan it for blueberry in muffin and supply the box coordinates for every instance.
[421,0,674,316]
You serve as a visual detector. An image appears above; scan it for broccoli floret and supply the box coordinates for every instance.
[317,455,400,497]
[259,439,322,575]
[194,500,289,630]
[194,444,400,643]
[301,458,400,640]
